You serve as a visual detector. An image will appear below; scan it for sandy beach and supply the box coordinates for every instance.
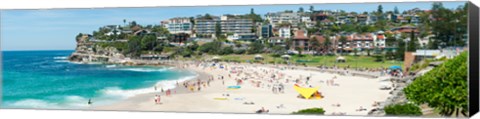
[93,61,392,116]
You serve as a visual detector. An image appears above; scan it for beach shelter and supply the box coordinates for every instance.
[389,65,402,70]
[281,55,291,60]
[212,56,221,62]
[336,56,346,63]
[254,54,264,60]
[293,84,323,99]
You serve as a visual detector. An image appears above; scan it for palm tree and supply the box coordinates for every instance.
[123,19,126,26]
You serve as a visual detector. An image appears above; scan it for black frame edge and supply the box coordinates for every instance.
[469,1,480,117]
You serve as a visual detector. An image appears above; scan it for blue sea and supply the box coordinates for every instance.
[1,50,196,109]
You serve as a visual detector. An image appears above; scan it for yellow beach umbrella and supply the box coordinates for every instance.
[293,84,320,99]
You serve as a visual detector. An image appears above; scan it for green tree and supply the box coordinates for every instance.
[384,103,423,116]
[295,47,303,56]
[247,40,265,54]
[309,6,314,12]
[377,5,383,14]
[140,34,158,51]
[285,38,293,50]
[75,33,83,42]
[292,108,325,115]
[404,52,468,117]
[309,37,321,55]
[271,45,287,56]
[199,41,222,54]
[127,36,142,57]
[215,21,222,38]
[394,6,399,14]
[407,31,417,52]
[396,39,406,60]
[220,46,234,55]
[430,2,467,47]
[298,7,304,13]
[130,21,137,27]
[151,25,170,35]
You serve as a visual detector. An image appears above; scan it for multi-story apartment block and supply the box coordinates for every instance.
[221,15,256,40]
[161,17,193,34]
[335,33,375,52]
[265,11,302,28]
[351,33,375,50]
[220,15,254,34]
[194,15,256,40]
[194,16,220,37]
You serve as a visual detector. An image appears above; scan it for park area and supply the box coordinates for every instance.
[182,54,404,69]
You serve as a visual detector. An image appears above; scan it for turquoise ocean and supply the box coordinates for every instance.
[1,50,196,109]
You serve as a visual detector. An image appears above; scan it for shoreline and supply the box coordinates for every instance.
[91,60,393,115]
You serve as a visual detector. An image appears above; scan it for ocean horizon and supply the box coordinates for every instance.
[1,50,197,109]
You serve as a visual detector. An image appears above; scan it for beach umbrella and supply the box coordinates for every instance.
[389,65,402,70]
[212,56,221,62]
[336,56,346,62]
[254,54,264,60]
[281,55,291,60]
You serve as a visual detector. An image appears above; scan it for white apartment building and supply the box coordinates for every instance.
[279,26,291,38]
[161,17,193,34]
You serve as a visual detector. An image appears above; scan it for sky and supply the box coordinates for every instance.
[0,1,467,51]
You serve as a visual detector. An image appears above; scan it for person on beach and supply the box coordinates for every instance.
[154,95,158,104]
[166,89,171,96]
[88,98,92,105]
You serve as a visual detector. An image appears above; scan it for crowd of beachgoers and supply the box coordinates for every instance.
[94,60,396,115]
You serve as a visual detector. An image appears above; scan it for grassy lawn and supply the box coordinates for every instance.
[193,54,403,69]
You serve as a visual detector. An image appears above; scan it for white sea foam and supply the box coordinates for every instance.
[5,95,91,109]
[6,99,62,109]
[100,75,197,98]
[53,56,68,60]
[54,60,70,63]
[5,70,197,109]
[105,65,117,68]
[115,67,175,72]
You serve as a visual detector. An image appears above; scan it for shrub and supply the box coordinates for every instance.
[384,103,422,116]
[292,107,325,115]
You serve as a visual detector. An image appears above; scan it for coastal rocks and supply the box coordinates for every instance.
[68,35,125,64]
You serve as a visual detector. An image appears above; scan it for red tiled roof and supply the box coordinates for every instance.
[313,35,326,43]
[293,30,309,40]
[377,35,385,39]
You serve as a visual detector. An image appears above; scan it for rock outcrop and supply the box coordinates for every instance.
[68,34,126,64]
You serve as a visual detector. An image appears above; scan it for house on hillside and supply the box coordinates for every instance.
[291,30,310,54]
[278,26,291,38]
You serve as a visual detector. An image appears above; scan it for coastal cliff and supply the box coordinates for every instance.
[68,34,126,64]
